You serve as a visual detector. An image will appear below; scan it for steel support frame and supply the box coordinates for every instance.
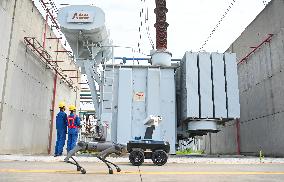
[84,60,101,119]
[76,41,105,120]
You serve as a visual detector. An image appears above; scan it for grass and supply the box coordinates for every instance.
[176,148,205,155]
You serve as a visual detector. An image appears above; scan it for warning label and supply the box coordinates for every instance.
[133,92,145,102]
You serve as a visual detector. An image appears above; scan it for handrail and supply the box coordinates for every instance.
[238,34,273,65]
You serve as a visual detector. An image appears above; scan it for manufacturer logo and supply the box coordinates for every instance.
[67,11,94,23]
[72,13,90,20]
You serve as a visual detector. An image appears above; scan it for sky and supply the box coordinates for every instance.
[35,0,270,110]
[48,0,270,59]
[50,0,265,59]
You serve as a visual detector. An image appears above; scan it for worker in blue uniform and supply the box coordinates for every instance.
[67,105,81,153]
[54,102,67,157]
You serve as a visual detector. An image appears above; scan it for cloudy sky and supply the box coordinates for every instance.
[37,0,269,59]
[35,0,270,109]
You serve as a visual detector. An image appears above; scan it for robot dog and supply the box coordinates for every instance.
[64,141,126,174]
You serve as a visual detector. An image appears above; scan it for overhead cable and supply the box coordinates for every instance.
[198,0,238,51]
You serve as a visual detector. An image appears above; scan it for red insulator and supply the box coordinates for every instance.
[154,0,168,50]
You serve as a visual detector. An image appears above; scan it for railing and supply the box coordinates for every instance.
[24,37,74,88]
[238,34,274,65]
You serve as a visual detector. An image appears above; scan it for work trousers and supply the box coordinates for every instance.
[67,133,78,152]
[54,131,66,155]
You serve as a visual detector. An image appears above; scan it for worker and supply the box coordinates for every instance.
[54,101,67,157]
[67,105,81,153]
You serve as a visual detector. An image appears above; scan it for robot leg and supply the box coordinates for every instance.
[64,141,88,174]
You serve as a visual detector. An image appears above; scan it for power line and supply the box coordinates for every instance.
[137,0,155,55]
[198,0,238,51]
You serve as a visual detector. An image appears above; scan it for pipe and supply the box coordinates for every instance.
[114,57,181,62]
[209,133,212,155]
[48,74,57,154]
[42,14,48,50]
[236,118,241,155]
[114,57,149,61]
[238,34,273,65]
[47,37,59,155]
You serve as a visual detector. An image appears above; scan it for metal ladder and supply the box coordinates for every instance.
[102,64,115,114]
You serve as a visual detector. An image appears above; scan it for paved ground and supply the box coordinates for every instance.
[1,155,284,181]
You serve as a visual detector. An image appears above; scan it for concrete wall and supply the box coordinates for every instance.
[202,0,284,156]
[0,0,80,154]
[202,120,238,155]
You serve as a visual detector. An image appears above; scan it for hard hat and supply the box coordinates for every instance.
[59,101,66,108]
[69,105,76,111]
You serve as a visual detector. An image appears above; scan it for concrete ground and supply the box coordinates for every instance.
[1,155,284,181]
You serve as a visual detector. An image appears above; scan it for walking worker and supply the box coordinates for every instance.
[67,105,81,153]
[54,101,67,157]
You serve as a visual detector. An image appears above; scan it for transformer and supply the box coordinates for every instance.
[101,65,176,154]
[58,4,240,155]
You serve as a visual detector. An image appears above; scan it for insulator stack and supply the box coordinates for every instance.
[154,0,168,50]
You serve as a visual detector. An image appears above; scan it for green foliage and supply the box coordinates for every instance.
[259,150,264,163]
[176,148,205,155]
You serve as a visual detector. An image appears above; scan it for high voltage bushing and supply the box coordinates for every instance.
[154,0,168,50]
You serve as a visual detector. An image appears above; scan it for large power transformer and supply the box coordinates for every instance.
[58,3,240,154]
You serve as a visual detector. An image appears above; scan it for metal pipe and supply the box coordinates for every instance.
[42,14,48,50]
[112,46,114,64]
[48,61,64,62]
[114,57,181,62]
[47,38,59,155]
[236,118,241,155]
[114,57,149,61]
[238,34,273,65]
[54,50,72,53]
[48,74,57,154]
[46,37,62,40]
[62,70,77,72]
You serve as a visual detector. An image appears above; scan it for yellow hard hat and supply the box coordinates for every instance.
[59,101,66,108]
[69,105,76,111]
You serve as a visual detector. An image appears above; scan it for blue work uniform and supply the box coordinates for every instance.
[67,113,80,152]
[54,111,67,156]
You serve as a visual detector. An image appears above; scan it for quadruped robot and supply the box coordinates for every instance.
[64,116,170,174]
[64,141,127,174]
